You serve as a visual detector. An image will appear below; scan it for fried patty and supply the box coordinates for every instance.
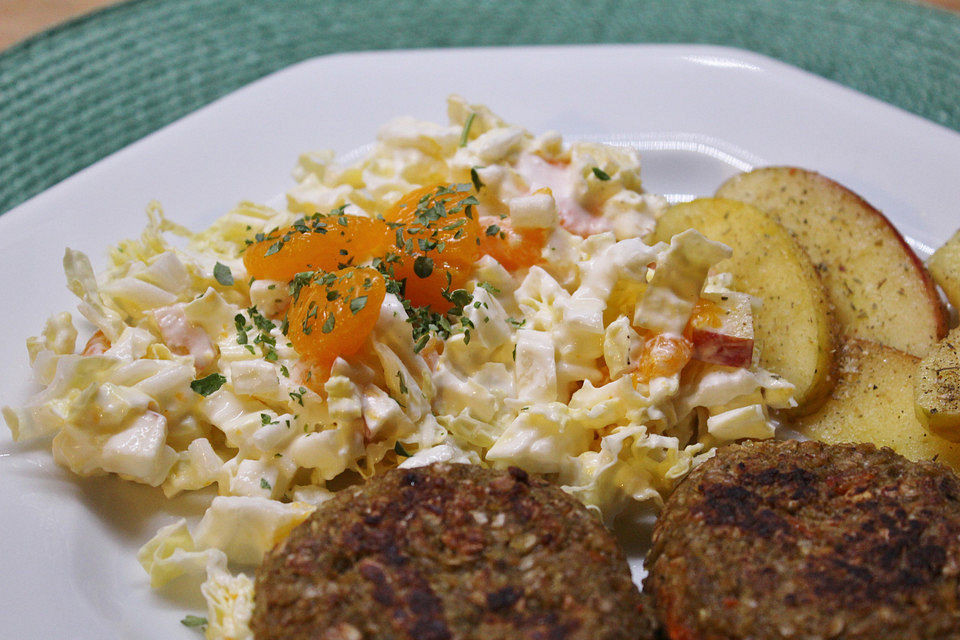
[646,439,960,640]
[253,462,656,640]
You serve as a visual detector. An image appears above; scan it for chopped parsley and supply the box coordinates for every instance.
[349,295,368,314]
[233,306,281,362]
[414,333,430,352]
[190,373,226,397]
[477,281,500,295]
[234,314,249,344]
[470,166,485,191]
[250,206,346,256]
[260,478,272,490]
[394,280,478,353]
[289,387,307,406]
[592,166,612,181]
[394,441,412,457]
[442,219,467,232]
[249,307,276,333]
[321,313,336,334]
[485,224,500,236]
[289,271,316,302]
[413,255,434,279]
[213,262,234,286]
[181,615,207,629]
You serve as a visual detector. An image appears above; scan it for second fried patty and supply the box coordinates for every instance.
[646,439,960,640]
[252,462,656,640]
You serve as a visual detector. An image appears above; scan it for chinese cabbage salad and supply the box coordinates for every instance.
[5,96,793,639]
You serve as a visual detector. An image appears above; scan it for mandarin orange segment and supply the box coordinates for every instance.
[478,216,547,272]
[633,333,694,385]
[286,267,386,368]
[244,213,390,282]
[383,184,482,311]
[629,299,723,386]
[393,259,469,312]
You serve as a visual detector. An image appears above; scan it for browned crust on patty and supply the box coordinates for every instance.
[252,463,654,640]
[646,439,960,640]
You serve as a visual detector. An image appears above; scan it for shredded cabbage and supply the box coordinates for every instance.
[6,96,794,637]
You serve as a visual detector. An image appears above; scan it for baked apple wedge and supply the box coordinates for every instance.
[653,198,836,415]
[928,228,960,311]
[915,327,960,441]
[717,167,947,357]
[798,337,960,471]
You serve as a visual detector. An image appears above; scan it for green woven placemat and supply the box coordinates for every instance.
[2,0,959,215]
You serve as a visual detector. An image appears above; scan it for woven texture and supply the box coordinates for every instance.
[2,0,960,215]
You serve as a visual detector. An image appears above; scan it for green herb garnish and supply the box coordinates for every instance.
[470,166,484,191]
[321,313,336,334]
[213,262,234,286]
[190,373,226,397]
[592,167,611,181]
[349,296,368,314]
[459,112,477,147]
[289,387,307,406]
[181,615,207,629]
[477,281,500,295]
[413,255,434,279]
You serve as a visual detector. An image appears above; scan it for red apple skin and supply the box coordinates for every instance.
[690,327,754,368]
[717,166,948,357]
[795,168,947,342]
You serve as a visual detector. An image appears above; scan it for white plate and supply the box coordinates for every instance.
[2,44,959,639]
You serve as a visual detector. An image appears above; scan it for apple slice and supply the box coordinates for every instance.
[798,337,960,471]
[928,228,960,312]
[688,292,754,368]
[717,167,947,357]
[653,198,836,415]
[915,326,960,441]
